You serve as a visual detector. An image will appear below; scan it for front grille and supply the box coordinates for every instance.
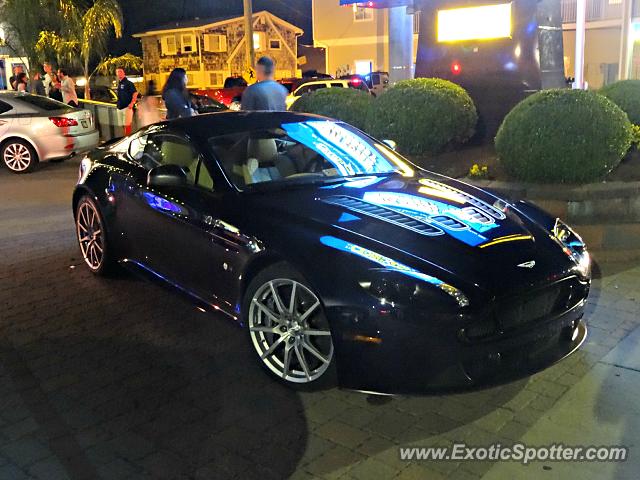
[323,195,444,236]
[495,279,580,332]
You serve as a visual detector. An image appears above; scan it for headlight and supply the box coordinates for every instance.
[360,271,470,309]
[552,219,590,278]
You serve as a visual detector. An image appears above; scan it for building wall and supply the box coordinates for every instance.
[140,15,298,89]
[563,27,622,88]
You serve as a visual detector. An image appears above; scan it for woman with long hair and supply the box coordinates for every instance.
[162,68,195,120]
[15,72,28,92]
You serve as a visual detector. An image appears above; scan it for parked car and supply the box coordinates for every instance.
[278,75,334,93]
[0,92,99,173]
[195,76,247,110]
[156,93,228,119]
[286,79,371,109]
[363,71,390,97]
[72,111,590,393]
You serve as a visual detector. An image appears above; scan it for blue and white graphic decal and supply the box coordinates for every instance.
[142,192,185,215]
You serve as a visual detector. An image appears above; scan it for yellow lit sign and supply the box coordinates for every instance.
[437,3,512,43]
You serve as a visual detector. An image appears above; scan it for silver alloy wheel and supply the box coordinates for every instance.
[76,200,105,271]
[249,278,334,383]
[3,143,32,172]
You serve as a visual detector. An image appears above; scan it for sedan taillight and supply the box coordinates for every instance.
[49,117,78,127]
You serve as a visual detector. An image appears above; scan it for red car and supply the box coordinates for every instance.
[195,76,247,110]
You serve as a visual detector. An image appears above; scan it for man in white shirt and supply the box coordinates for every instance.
[58,69,78,107]
[43,63,53,96]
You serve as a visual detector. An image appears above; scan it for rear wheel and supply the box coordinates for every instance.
[75,195,116,275]
[2,139,38,173]
[244,263,335,388]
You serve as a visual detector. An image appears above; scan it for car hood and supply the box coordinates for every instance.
[244,173,576,297]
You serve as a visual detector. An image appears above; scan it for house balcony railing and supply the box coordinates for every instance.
[561,0,606,23]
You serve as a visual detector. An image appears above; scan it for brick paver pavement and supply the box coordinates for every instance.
[1,160,639,479]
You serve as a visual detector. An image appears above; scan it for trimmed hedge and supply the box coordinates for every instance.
[495,89,632,183]
[366,78,477,155]
[290,87,373,131]
[600,80,640,125]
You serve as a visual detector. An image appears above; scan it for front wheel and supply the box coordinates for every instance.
[244,264,336,388]
[75,195,116,275]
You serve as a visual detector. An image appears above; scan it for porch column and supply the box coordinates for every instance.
[388,6,414,83]
[618,0,634,80]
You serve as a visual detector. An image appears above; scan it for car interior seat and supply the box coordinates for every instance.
[242,138,281,185]
[161,139,198,183]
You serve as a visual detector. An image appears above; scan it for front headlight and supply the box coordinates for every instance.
[360,271,470,309]
[552,219,590,278]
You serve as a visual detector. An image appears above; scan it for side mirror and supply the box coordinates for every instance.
[147,164,187,188]
[382,139,397,151]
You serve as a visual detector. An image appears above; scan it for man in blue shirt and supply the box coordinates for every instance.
[241,56,288,111]
[116,68,138,136]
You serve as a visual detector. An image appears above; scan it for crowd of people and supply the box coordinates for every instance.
[4,54,287,133]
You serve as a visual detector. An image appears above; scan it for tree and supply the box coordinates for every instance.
[37,0,124,98]
[0,0,61,74]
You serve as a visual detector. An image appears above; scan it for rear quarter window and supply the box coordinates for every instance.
[0,100,13,114]
[14,95,74,112]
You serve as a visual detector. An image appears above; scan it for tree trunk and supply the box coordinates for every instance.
[84,57,91,100]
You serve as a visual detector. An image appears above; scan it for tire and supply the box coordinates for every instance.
[75,195,117,276]
[2,139,38,173]
[243,262,336,389]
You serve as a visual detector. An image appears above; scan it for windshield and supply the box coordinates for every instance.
[208,120,414,190]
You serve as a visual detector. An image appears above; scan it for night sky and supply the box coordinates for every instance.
[112,0,313,55]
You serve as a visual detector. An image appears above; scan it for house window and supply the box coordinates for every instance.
[160,35,177,55]
[181,34,197,54]
[353,6,373,22]
[253,32,266,51]
[269,39,281,50]
[208,71,225,87]
[204,34,227,52]
[185,72,197,87]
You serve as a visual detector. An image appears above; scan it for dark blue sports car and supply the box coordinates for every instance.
[73,112,589,394]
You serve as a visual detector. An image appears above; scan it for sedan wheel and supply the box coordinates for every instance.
[76,196,113,275]
[248,275,334,384]
[2,140,37,173]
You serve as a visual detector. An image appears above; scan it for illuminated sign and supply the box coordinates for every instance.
[437,3,512,43]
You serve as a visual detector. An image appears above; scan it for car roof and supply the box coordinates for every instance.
[158,111,333,139]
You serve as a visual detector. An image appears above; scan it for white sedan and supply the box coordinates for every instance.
[0,92,100,173]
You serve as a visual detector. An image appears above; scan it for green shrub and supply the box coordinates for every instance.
[366,78,477,155]
[600,80,640,125]
[495,89,632,183]
[290,87,373,131]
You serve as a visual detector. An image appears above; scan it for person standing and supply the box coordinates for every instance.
[29,72,45,96]
[43,63,54,96]
[162,68,195,120]
[9,65,24,91]
[115,67,138,136]
[48,72,64,102]
[240,56,288,111]
[15,73,28,92]
[58,69,79,107]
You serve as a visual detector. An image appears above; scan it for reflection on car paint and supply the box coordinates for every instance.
[142,192,185,215]
[320,235,444,286]
[361,191,498,247]
[282,121,399,176]
[338,212,361,223]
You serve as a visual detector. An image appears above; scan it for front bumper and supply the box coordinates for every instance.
[330,279,589,395]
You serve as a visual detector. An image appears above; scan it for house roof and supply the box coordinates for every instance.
[133,11,303,37]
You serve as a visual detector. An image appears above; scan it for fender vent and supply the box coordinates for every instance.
[461,207,494,225]
[323,195,444,236]
[419,179,506,220]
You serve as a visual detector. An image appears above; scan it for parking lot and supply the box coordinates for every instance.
[1,159,640,480]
